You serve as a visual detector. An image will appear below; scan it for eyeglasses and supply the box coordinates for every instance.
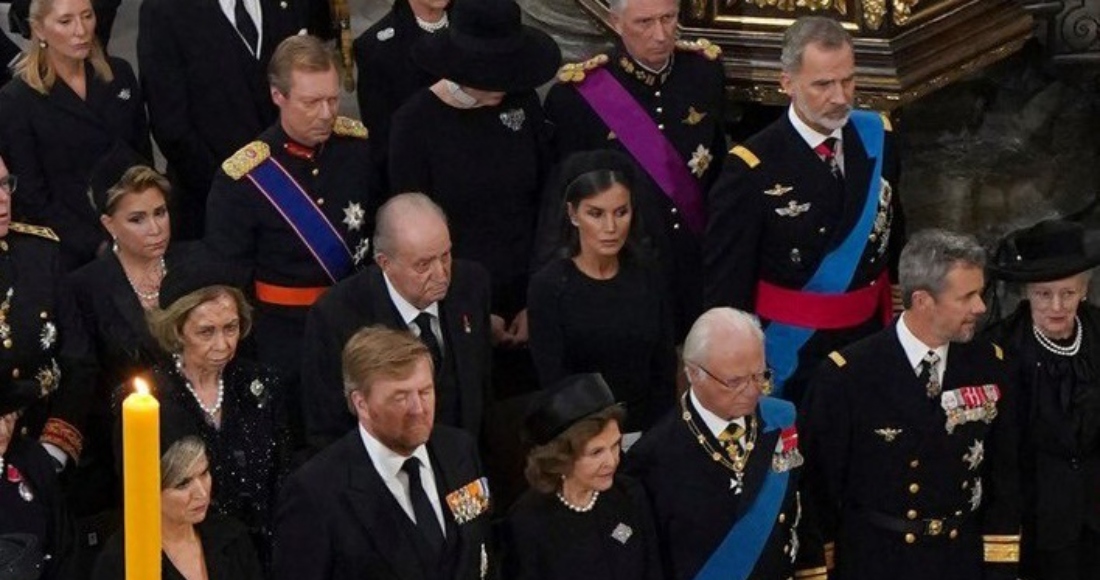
[691,363,774,395]
[0,175,16,194]
[1027,287,1084,308]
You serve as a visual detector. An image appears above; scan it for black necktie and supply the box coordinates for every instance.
[234,0,259,57]
[402,457,444,554]
[414,312,443,372]
[814,137,843,180]
[917,350,942,399]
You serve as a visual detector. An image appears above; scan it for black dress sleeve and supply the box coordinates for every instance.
[527,260,569,390]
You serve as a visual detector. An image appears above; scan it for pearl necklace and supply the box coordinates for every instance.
[174,355,225,421]
[556,489,599,513]
[416,13,448,33]
[124,257,167,303]
[1032,316,1082,357]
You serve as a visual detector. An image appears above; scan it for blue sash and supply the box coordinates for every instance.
[765,111,885,397]
[246,157,353,283]
[694,397,796,580]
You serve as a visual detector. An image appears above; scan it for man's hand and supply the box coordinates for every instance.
[507,308,529,346]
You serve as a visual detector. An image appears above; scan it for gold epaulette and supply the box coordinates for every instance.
[222,141,270,181]
[828,351,847,368]
[557,54,609,83]
[675,37,722,61]
[879,112,893,132]
[9,222,59,242]
[333,116,368,139]
[729,145,760,168]
[983,534,1020,563]
[992,343,1004,360]
[795,566,829,580]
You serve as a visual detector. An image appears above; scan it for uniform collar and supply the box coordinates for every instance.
[787,105,843,151]
[275,124,324,161]
[616,47,673,87]
[896,312,950,375]
[690,388,746,439]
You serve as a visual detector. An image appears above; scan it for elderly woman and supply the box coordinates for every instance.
[985,219,1100,580]
[92,407,263,580]
[504,373,663,580]
[389,0,560,347]
[142,259,289,568]
[528,150,677,436]
[0,0,150,270]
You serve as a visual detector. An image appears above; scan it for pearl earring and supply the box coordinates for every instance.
[38,40,47,49]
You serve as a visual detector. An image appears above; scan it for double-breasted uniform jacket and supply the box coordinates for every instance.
[0,58,152,270]
[353,0,439,186]
[624,394,826,580]
[300,262,492,452]
[205,119,382,379]
[0,224,94,462]
[801,323,1021,580]
[137,0,321,237]
[985,302,1100,554]
[704,112,905,405]
[543,41,726,337]
[0,436,75,580]
[273,425,493,580]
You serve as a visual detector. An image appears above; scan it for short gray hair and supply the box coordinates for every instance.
[372,192,448,259]
[683,307,763,365]
[161,436,206,490]
[899,229,987,308]
[780,16,853,73]
[608,0,628,12]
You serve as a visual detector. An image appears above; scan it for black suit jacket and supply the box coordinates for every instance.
[137,0,316,215]
[801,322,1020,580]
[0,58,151,270]
[704,112,905,404]
[624,395,824,580]
[301,262,492,451]
[273,426,491,580]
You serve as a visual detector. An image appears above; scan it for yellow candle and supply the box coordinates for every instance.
[123,377,161,580]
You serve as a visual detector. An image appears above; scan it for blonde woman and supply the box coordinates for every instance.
[0,0,150,271]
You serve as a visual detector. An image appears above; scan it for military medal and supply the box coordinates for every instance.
[763,183,793,197]
[0,288,14,344]
[687,145,712,177]
[352,239,371,266]
[775,200,811,218]
[499,109,525,132]
[611,523,633,545]
[35,359,61,396]
[40,321,57,350]
[963,439,984,471]
[772,426,803,473]
[873,428,903,442]
[446,477,491,524]
[941,385,1000,433]
[6,464,33,502]
[969,477,983,511]
[679,393,753,493]
[682,106,707,126]
[342,202,365,231]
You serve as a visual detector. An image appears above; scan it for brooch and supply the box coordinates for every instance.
[499,109,525,132]
[873,428,903,442]
[611,523,633,544]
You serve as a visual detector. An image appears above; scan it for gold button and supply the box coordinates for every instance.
[656,107,663,114]
[906,509,918,520]
[778,513,786,523]
[673,224,680,230]
[11,368,19,378]
[655,91,662,98]
[783,544,790,554]
[3,339,12,349]
[40,311,48,319]
[658,124,665,130]
[904,533,916,544]
[311,168,320,176]
[961,481,969,490]
[0,240,7,252]
[949,529,958,539]
[908,483,919,494]
[317,198,325,206]
[910,459,919,468]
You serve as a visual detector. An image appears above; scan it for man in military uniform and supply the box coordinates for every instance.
[205,35,382,427]
[301,193,492,452]
[704,16,905,406]
[542,0,726,337]
[801,230,1021,580]
[625,307,826,580]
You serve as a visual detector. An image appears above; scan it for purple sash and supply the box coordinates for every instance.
[575,68,706,235]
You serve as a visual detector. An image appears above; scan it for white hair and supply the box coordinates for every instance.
[682,307,764,367]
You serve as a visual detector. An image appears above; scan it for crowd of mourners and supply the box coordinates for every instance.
[0,0,1098,579]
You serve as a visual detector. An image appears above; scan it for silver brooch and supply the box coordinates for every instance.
[611,522,633,544]
[377,27,395,41]
[18,480,34,502]
[117,88,131,101]
[499,108,525,132]
[250,379,265,398]
[39,321,57,350]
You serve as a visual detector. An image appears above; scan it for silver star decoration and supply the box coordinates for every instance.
[729,477,743,495]
[342,202,365,232]
[688,144,713,177]
[39,321,56,350]
[352,238,371,265]
[969,477,983,512]
[963,439,984,471]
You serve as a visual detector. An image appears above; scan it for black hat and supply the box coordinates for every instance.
[157,251,249,310]
[87,144,151,215]
[0,534,43,580]
[0,380,39,417]
[525,373,617,446]
[411,0,561,92]
[560,149,637,192]
[988,219,1100,283]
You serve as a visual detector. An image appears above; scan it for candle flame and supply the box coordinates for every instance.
[133,377,149,396]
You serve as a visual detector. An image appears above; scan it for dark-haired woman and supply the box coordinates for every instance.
[0,0,151,270]
[504,373,663,580]
[528,150,677,435]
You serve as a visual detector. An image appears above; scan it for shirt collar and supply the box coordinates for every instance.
[382,271,440,325]
[689,389,746,439]
[896,312,949,371]
[787,105,843,151]
[358,423,431,481]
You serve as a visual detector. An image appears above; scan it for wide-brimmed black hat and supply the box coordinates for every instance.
[989,219,1100,283]
[525,373,618,446]
[0,534,42,580]
[0,380,39,416]
[411,0,561,92]
[87,144,152,215]
[158,251,249,310]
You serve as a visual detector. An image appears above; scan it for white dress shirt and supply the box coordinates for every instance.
[896,312,949,385]
[788,105,845,177]
[383,272,444,354]
[691,389,747,439]
[358,424,447,535]
[218,0,264,57]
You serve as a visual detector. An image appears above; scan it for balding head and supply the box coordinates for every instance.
[683,308,767,420]
[373,193,453,310]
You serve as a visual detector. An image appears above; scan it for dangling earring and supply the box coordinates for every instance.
[111,237,118,253]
